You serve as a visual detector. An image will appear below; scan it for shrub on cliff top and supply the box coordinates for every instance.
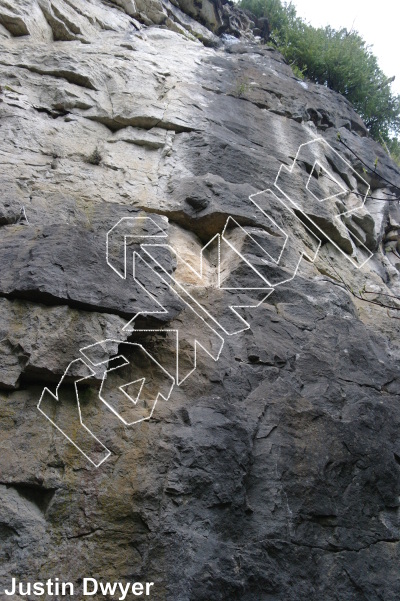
[238,0,400,148]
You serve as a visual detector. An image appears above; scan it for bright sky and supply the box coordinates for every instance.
[291,0,400,95]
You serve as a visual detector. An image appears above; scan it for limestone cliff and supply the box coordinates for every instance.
[0,1,400,599]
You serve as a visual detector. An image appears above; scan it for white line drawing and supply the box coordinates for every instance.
[106,215,168,279]
[80,340,175,425]
[126,250,226,383]
[19,205,29,224]
[138,242,273,336]
[306,161,347,202]
[121,328,224,386]
[248,189,322,286]
[38,340,176,466]
[274,137,373,268]
[38,137,375,466]
[37,359,111,468]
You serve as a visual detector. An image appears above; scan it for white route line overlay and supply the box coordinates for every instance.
[38,137,375,466]
[38,341,175,467]
[37,358,111,468]
[274,137,373,269]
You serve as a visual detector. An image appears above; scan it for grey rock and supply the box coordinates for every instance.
[0,297,128,388]
[0,1,400,599]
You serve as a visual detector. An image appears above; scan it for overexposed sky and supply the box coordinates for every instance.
[291,0,400,95]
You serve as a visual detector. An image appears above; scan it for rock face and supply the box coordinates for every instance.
[0,1,400,599]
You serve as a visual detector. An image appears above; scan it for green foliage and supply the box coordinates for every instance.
[234,77,250,97]
[386,138,400,167]
[238,0,400,146]
[239,0,296,32]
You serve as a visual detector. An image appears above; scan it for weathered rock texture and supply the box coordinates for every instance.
[0,1,400,599]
